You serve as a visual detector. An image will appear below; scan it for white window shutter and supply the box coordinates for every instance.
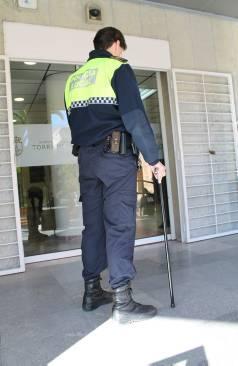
[0,56,25,275]
[172,69,238,242]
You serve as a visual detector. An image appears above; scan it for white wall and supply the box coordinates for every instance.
[1,1,238,108]
[3,22,171,70]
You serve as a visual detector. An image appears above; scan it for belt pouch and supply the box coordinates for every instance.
[110,131,121,153]
[119,132,127,154]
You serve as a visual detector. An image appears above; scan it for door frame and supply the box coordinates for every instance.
[4,21,176,264]
[157,72,176,241]
[22,67,175,264]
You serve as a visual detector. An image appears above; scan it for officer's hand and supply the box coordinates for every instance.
[150,161,166,183]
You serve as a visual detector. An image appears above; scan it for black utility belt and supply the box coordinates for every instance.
[71,132,139,157]
[103,131,138,156]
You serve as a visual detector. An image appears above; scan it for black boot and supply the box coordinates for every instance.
[112,284,157,324]
[82,277,113,311]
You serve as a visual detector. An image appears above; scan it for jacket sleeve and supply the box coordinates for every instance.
[111,64,161,165]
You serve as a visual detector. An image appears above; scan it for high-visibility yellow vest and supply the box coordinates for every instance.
[65,57,126,114]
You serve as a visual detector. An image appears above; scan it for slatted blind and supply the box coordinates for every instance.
[173,69,238,242]
[0,56,25,275]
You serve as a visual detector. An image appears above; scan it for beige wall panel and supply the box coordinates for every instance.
[140,4,168,40]
[112,0,142,35]
[48,0,81,29]
[0,0,49,25]
[212,18,236,72]
[189,14,217,71]
[165,9,194,69]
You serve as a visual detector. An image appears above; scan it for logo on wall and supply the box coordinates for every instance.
[14,124,75,167]
[15,136,23,156]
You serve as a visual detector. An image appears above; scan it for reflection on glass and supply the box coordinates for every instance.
[18,164,83,256]
[12,62,82,256]
[11,62,170,257]
[135,70,170,239]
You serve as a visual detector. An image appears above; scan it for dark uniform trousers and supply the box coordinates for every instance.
[78,143,137,289]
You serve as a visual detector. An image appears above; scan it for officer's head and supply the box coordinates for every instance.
[93,27,127,57]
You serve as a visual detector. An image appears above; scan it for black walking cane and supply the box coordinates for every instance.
[156,172,175,308]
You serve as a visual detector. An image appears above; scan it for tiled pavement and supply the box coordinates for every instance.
[1,235,238,365]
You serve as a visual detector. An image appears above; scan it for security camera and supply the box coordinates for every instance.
[86,4,102,22]
[89,7,101,18]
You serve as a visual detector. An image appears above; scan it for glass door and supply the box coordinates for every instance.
[11,61,81,257]
[135,70,170,239]
[10,61,170,259]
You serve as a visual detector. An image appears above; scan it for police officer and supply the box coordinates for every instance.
[64,27,166,324]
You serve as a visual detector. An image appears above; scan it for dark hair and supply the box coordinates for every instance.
[93,27,127,50]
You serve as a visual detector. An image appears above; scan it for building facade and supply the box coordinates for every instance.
[0,0,238,275]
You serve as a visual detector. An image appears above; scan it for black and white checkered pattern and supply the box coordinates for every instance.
[68,97,118,114]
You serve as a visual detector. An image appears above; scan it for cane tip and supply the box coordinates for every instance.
[171,302,175,308]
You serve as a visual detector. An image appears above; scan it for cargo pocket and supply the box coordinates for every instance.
[120,195,136,226]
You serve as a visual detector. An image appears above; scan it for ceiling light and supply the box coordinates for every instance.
[24,61,37,66]
[139,88,157,100]
[14,97,24,102]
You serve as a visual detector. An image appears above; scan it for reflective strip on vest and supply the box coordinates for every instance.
[65,57,125,114]
[68,97,118,115]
